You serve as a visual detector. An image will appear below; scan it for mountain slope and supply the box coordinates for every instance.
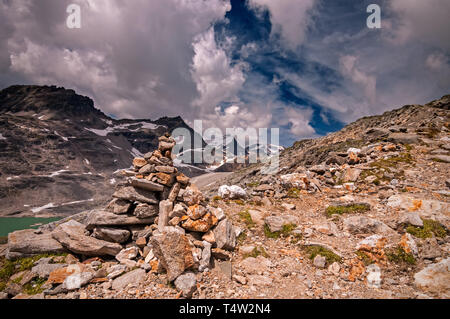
[0,85,204,217]
[211,95,450,190]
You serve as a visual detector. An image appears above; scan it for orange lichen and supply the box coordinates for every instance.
[408,199,422,211]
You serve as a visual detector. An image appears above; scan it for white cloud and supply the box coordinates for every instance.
[426,52,449,71]
[282,107,316,138]
[339,55,377,105]
[1,0,231,120]
[385,0,450,50]
[248,0,317,50]
[190,27,247,116]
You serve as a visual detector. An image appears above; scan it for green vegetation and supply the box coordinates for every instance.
[325,203,370,217]
[406,219,447,239]
[264,224,280,239]
[247,181,260,188]
[0,253,67,292]
[233,199,245,206]
[370,152,414,168]
[264,223,297,239]
[237,231,247,245]
[23,277,46,295]
[238,210,255,228]
[355,251,374,266]
[431,157,448,163]
[358,151,414,184]
[243,247,269,259]
[404,144,413,152]
[212,196,222,202]
[386,246,416,265]
[287,188,301,198]
[304,246,342,265]
[416,125,440,139]
[290,232,303,244]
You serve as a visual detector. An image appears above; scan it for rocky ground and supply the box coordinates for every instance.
[0,95,449,299]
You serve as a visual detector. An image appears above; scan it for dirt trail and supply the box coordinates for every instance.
[191,172,233,191]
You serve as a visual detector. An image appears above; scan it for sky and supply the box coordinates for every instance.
[0,0,449,146]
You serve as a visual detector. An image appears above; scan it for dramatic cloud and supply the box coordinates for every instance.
[1,0,230,119]
[1,0,449,146]
[248,0,317,49]
[385,0,450,50]
[190,27,247,119]
[339,55,377,105]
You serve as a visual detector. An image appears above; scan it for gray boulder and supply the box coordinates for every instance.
[151,230,195,282]
[92,227,130,244]
[31,263,67,279]
[174,272,197,298]
[129,178,164,192]
[343,216,393,234]
[62,272,95,291]
[397,212,423,228]
[214,219,236,251]
[112,268,146,290]
[264,215,298,233]
[342,168,362,183]
[414,258,450,293]
[85,210,155,230]
[134,203,159,219]
[113,186,158,204]
[6,229,67,260]
[52,220,122,256]
[388,133,420,144]
[105,198,132,215]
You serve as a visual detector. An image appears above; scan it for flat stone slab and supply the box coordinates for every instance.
[6,229,67,260]
[129,178,164,192]
[85,210,155,230]
[112,269,146,290]
[113,186,158,204]
[52,220,122,256]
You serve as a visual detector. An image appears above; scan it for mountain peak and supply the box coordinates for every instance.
[0,85,107,120]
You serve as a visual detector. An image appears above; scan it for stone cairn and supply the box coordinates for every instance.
[5,133,237,298]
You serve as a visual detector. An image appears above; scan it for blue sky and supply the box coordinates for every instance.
[1,0,449,146]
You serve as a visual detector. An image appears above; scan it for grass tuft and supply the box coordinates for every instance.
[243,247,269,259]
[406,219,447,239]
[23,277,46,295]
[386,246,416,265]
[304,246,341,265]
[238,210,255,228]
[264,223,297,239]
[325,203,370,217]
[287,188,301,198]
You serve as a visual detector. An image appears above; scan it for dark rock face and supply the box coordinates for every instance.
[0,85,205,217]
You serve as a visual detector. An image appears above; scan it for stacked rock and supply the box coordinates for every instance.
[80,133,238,290]
[6,133,237,298]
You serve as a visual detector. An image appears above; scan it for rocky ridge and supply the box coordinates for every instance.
[0,85,206,217]
[191,95,450,299]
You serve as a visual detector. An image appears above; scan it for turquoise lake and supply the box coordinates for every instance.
[0,217,61,237]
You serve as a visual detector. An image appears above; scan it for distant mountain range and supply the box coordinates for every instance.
[0,85,207,217]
